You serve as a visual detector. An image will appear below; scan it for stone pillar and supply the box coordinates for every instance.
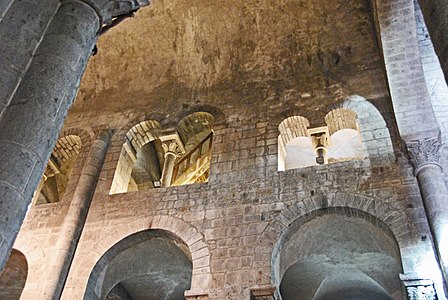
[161,141,180,187]
[0,0,60,119]
[417,0,448,84]
[42,128,111,299]
[407,136,448,286]
[0,0,100,271]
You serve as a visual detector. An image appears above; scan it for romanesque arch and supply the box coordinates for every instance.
[253,193,418,297]
[86,229,193,299]
[272,208,403,299]
[74,215,211,299]
[12,234,46,300]
[32,128,92,205]
[0,248,29,299]
[329,95,395,162]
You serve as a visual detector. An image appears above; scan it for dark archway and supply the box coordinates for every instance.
[0,249,28,299]
[276,208,403,300]
[84,229,192,300]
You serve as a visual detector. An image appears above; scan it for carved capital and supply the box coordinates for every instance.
[81,0,150,26]
[406,286,437,300]
[184,290,208,300]
[250,286,276,300]
[406,136,442,175]
[400,274,438,300]
[162,141,182,157]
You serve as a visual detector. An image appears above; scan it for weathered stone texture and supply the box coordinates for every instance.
[5,0,448,299]
[0,0,60,119]
[417,0,448,84]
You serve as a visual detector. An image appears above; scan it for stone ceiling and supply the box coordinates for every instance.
[70,0,388,125]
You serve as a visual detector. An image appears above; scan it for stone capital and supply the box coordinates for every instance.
[79,0,150,26]
[250,286,276,300]
[406,136,442,175]
[162,140,182,157]
[400,274,438,300]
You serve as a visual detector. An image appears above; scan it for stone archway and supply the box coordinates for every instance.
[252,193,418,298]
[63,215,211,299]
[0,249,28,299]
[274,208,403,299]
[85,229,193,300]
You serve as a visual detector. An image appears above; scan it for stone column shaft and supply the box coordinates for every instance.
[161,141,181,187]
[161,151,177,188]
[0,0,100,271]
[42,129,111,299]
[407,137,448,287]
[0,0,60,118]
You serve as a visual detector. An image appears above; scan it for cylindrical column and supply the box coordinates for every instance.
[0,0,60,118]
[161,142,179,187]
[417,0,448,84]
[407,136,448,287]
[0,0,100,271]
[42,129,111,299]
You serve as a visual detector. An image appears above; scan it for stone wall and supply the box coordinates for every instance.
[8,0,448,299]
[16,115,444,299]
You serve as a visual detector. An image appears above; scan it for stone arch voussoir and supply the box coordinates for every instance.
[85,215,211,296]
[13,234,45,299]
[325,95,395,161]
[255,193,417,287]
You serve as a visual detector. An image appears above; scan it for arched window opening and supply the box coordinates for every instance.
[172,112,214,186]
[0,249,28,299]
[325,108,363,163]
[85,229,192,300]
[273,209,403,300]
[110,113,214,194]
[33,135,82,205]
[278,109,363,171]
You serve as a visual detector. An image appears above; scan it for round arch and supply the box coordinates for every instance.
[253,193,418,289]
[271,207,404,299]
[85,229,193,299]
[0,248,28,300]
[11,235,45,299]
[68,215,211,299]
[326,95,395,162]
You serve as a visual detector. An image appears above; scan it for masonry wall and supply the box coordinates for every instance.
[15,108,444,299]
[9,0,448,299]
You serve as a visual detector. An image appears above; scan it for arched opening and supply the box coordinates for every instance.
[110,120,163,194]
[33,135,82,205]
[172,112,214,186]
[325,108,363,163]
[0,249,28,299]
[338,95,394,162]
[274,208,403,300]
[85,229,192,300]
[278,110,363,171]
[110,113,214,194]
